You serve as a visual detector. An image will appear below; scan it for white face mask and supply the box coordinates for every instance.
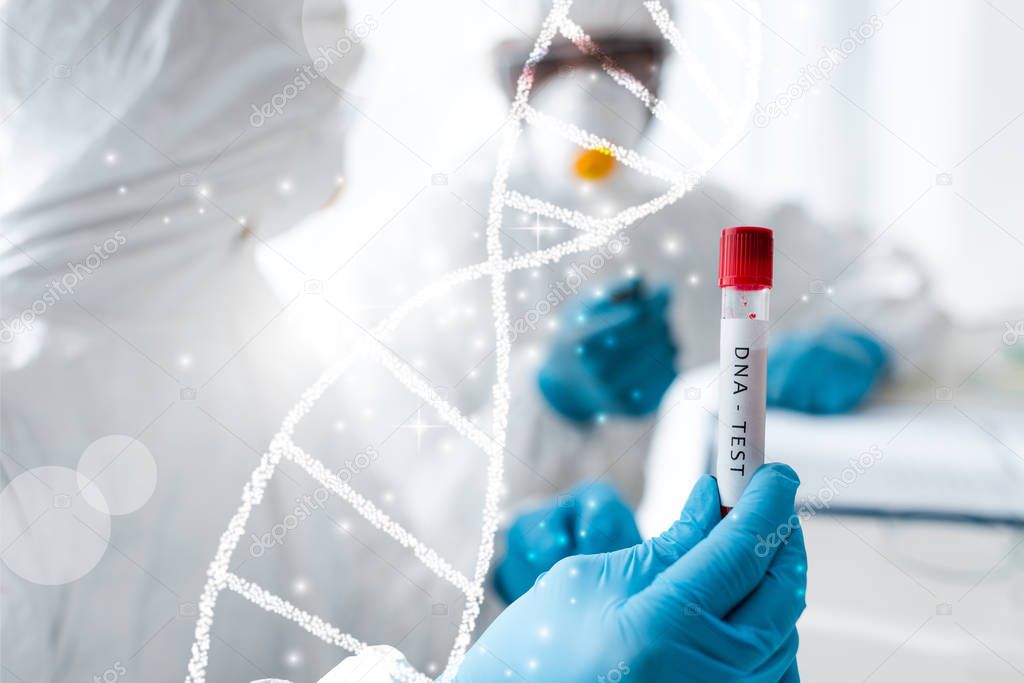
[524,68,651,195]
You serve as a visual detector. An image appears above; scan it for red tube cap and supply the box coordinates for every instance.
[719,226,773,289]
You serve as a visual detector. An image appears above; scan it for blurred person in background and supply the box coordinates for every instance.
[476,0,940,603]
[487,0,937,423]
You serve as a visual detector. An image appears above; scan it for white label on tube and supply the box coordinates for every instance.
[717,318,768,508]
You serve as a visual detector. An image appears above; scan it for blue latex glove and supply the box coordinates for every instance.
[538,278,678,422]
[494,482,642,604]
[767,325,889,414]
[454,464,806,683]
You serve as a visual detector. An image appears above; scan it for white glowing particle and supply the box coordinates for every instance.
[401,408,446,454]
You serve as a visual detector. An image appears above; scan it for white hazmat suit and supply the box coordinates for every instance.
[0,1,660,681]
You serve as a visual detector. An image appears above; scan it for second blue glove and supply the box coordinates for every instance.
[537,278,678,422]
[767,324,888,414]
[494,481,641,603]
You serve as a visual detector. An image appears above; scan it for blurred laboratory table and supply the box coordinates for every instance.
[798,515,1024,682]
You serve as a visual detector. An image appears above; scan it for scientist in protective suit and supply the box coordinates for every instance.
[482,0,934,423]
[457,0,937,609]
[0,1,382,680]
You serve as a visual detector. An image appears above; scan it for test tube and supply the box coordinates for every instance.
[717,226,774,516]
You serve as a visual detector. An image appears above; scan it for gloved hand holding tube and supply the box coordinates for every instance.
[452,464,806,683]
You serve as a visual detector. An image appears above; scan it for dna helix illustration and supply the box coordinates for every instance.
[185,1,763,680]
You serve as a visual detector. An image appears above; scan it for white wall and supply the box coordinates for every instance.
[704,0,1024,324]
